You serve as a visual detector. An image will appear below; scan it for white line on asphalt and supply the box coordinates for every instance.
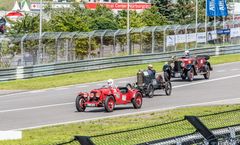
[11,97,240,131]
[231,68,240,71]
[216,70,225,73]
[2,74,240,113]
[173,74,240,88]
[0,102,74,113]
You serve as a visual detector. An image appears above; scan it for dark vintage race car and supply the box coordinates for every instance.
[127,70,172,98]
[75,85,143,112]
[163,55,213,81]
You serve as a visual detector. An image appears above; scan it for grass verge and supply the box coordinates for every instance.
[0,53,240,90]
[0,105,239,145]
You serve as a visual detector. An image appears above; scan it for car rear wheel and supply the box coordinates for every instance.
[187,68,194,82]
[104,96,115,112]
[147,84,154,98]
[75,96,86,112]
[132,92,143,109]
[203,65,210,79]
[165,82,172,96]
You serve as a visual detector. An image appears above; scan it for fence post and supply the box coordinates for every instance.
[75,136,95,145]
[185,116,218,145]
[20,34,28,66]
[151,26,158,53]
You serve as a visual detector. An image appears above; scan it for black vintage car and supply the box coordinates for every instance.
[127,70,172,98]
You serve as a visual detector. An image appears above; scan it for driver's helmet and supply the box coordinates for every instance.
[107,79,114,87]
[148,64,153,70]
[184,50,190,56]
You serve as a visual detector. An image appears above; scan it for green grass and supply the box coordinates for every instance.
[0,105,239,145]
[0,53,240,90]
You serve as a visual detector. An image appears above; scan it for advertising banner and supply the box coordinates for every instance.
[207,0,228,16]
[230,28,240,38]
[197,32,206,43]
[166,35,175,46]
[176,34,186,43]
[187,33,196,42]
[207,31,217,40]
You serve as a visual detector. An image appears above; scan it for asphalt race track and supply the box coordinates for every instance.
[0,62,240,131]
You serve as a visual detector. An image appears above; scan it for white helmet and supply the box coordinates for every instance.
[107,79,114,87]
[184,50,190,56]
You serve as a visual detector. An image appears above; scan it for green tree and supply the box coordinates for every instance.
[141,6,168,26]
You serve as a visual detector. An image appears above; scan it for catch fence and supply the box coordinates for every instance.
[57,109,240,145]
[1,20,240,68]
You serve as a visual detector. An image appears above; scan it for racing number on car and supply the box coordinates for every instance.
[122,95,126,101]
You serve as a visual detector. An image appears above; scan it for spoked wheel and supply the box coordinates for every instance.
[165,81,172,96]
[75,96,86,112]
[187,68,194,82]
[203,65,210,79]
[132,92,143,109]
[147,84,154,98]
[104,96,115,112]
[164,72,170,81]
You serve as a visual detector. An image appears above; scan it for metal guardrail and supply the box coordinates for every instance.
[143,125,240,145]
[0,45,239,81]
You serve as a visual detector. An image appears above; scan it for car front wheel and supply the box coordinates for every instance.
[104,96,115,112]
[132,92,143,109]
[187,68,194,82]
[165,82,172,96]
[203,65,210,79]
[75,96,86,112]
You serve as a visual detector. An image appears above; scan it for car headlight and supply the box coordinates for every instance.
[96,92,101,98]
[90,93,94,98]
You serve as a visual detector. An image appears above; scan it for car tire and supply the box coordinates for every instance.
[187,68,194,82]
[165,81,172,96]
[147,84,154,98]
[132,92,143,109]
[104,96,115,112]
[75,96,86,112]
[203,65,210,79]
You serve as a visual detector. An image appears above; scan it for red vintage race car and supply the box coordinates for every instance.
[75,85,143,112]
[163,55,213,81]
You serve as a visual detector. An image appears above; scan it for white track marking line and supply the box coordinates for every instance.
[11,97,240,131]
[216,70,225,73]
[1,74,240,113]
[231,68,240,71]
[0,102,74,113]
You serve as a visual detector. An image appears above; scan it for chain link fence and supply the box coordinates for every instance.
[1,20,240,68]
[56,109,240,145]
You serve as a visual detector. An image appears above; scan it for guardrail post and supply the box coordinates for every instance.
[16,66,24,79]
[185,116,218,145]
[74,136,95,145]
[215,46,220,56]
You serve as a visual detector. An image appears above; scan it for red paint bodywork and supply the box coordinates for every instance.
[78,87,140,107]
